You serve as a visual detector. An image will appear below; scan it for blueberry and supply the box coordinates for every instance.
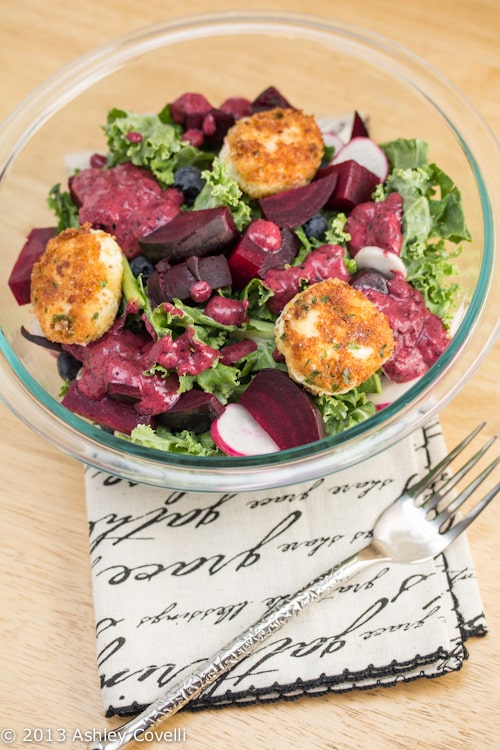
[129,254,155,281]
[57,351,81,381]
[303,213,328,240]
[173,165,205,205]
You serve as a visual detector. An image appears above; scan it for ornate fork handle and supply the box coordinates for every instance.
[88,549,377,750]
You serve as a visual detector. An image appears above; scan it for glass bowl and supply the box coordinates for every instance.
[0,11,498,492]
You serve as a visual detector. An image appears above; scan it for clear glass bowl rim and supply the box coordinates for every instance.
[0,10,498,491]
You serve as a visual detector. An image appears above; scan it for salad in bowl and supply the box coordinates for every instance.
[0,13,497,491]
[9,84,470,458]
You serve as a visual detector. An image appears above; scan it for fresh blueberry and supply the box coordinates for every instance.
[303,213,328,240]
[129,254,155,281]
[57,351,81,381]
[173,165,206,205]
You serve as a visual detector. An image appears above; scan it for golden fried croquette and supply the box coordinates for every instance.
[275,278,394,395]
[219,107,324,199]
[30,223,123,345]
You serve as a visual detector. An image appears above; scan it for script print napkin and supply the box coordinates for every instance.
[85,419,487,717]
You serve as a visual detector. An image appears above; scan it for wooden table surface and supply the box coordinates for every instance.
[1,1,499,748]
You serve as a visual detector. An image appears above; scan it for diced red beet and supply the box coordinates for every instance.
[219,338,258,365]
[8,227,57,305]
[301,244,352,284]
[219,96,253,119]
[228,224,300,290]
[258,172,338,228]
[155,254,232,302]
[106,363,143,402]
[202,109,235,145]
[189,280,212,303]
[90,153,108,168]
[186,255,232,290]
[156,389,224,433]
[350,111,370,139]
[145,326,219,376]
[134,373,181,416]
[331,137,389,182]
[70,162,184,259]
[182,129,205,148]
[264,244,351,314]
[240,369,325,449]
[62,380,152,434]
[204,296,249,327]
[346,193,404,257]
[247,219,282,251]
[169,93,213,129]
[138,206,239,264]
[252,86,295,112]
[317,160,380,211]
[360,275,449,383]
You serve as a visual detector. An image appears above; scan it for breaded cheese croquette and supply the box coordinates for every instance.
[30,223,124,345]
[220,107,324,198]
[275,278,394,395]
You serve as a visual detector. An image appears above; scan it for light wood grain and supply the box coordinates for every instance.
[0,1,499,748]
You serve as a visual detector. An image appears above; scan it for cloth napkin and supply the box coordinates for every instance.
[84,419,487,718]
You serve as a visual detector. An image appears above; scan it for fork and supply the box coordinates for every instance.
[88,423,499,750]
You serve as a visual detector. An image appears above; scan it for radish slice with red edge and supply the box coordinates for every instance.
[332,137,389,182]
[355,245,407,278]
[211,403,280,456]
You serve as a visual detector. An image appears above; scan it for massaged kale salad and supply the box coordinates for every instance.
[9,86,471,457]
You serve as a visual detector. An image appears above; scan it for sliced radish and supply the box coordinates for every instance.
[332,137,389,182]
[322,131,344,154]
[211,403,280,456]
[355,245,407,278]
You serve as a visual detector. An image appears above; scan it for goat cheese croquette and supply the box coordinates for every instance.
[220,108,324,198]
[275,278,395,395]
[30,224,123,345]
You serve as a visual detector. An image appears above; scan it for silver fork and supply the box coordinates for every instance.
[88,423,499,750]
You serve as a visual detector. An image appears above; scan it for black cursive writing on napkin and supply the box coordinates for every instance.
[84,421,486,717]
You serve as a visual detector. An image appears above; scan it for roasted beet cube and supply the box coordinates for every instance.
[219,338,258,365]
[228,223,300,289]
[258,172,338,228]
[155,254,232,302]
[202,109,235,145]
[169,93,213,129]
[156,389,224,433]
[219,96,253,119]
[62,380,152,434]
[204,296,249,327]
[139,206,239,264]
[318,160,380,211]
[345,192,404,257]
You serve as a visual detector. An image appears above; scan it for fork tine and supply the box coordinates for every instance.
[440,481,500,545]
[425,435,498,513]
[434,455,500,528]
[409,421,486,500]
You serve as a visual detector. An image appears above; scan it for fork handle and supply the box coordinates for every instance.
[88,545,381,750]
